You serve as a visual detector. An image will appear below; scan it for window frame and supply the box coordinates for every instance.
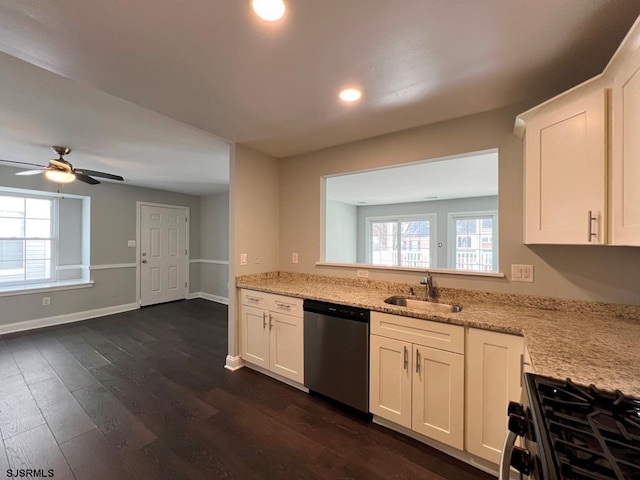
[0,192,58,287]
[447,210,498,272]
[366,214,437,269]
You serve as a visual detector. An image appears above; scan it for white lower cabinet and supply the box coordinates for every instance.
[369,312,464,449]
[465,328,524,464]
[239,289,304,384]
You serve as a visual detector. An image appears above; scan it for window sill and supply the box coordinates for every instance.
[315,262,506,278]
[0,280,95,297]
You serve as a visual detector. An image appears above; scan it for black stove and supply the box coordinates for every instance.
[504,374,640,480]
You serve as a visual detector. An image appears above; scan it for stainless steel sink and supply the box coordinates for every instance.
[384,296,463,313]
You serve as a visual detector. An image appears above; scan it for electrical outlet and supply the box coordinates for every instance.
[240,253,247,266]
[292,252,299,264]
[511,264,534,283]
[357,269,369,279]
[42,297,50,306]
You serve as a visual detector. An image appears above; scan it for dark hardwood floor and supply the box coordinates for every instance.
[0,299,495,480]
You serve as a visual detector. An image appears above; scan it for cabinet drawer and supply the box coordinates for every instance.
[265,295,303,318]
[240,289,269,308]
[371,311,464,354]
[239,289,303,318]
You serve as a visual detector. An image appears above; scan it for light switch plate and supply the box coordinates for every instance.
[127,240,136,247]
[240,253,247,266]
[292,252,299,264]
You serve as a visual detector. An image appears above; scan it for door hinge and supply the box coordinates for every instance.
[185,282,188,288]
[185,217,188,223]
[185,249,187,255]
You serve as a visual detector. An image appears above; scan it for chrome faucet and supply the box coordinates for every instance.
[420,271,434,300]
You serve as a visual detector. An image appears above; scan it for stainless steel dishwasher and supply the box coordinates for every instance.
[303,299,370,413]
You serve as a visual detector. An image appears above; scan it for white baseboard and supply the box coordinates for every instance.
[372,416,500,477]
[187,291,229,305]
[224,355,244,371]
[0,302,139,336]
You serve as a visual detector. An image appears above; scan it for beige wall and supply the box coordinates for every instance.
[228,145,280,357]
[199,191,230,299]
[0,164,202,326]
[279,104,640,305]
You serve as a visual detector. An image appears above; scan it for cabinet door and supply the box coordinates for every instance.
[611,58,640,245]
[239,305,270,369]
[465,329,524,464]
[412,345,464,449]
[369,335,412,428]
[524,88,607,244]
[269,311,304,383]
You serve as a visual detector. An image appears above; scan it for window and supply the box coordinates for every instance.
[450,212,497,272]
[369,216,435,268]
[0,194,55,285]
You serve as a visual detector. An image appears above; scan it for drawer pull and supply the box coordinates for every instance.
[275,302,292,309]
[403,346,408,370]
[246,295,261,302]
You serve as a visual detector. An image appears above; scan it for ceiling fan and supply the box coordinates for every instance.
[4,146,124,185]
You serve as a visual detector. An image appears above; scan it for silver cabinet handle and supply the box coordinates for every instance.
[246,295,260,302]
[141,259,147,263]
[587,210,597,242]
[415,349,421,374]
[403,346,408,370]
[262,312,267,329]
[269,313,273,330]
[275,302,291,309]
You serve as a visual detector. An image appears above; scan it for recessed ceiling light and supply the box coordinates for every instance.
[252,0,286,21]
[339,88,362,102]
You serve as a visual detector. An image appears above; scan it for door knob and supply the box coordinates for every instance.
[141,259,147,263]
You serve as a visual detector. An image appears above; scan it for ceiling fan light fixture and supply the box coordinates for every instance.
[45,169,76,183]
[252,0,285,21]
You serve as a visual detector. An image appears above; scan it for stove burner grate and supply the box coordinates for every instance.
[533,377,640,480]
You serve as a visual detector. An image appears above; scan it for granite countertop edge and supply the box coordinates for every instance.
[236,274,640,397]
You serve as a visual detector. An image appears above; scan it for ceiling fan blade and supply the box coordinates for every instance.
[16,169,45,176]
[74,172,100,185]
[75,169,124,181]
[0,159,48,168]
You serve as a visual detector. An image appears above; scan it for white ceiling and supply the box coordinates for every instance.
[326,150,498,206]
[0,51,230,196]
[0,1,638,193]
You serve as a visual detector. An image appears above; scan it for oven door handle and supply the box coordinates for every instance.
[499,430,517,480]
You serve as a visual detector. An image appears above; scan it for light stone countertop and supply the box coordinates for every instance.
[236,272,640,397]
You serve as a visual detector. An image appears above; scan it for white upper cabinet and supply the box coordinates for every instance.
[518,79,608,245]
[517,16,640,246]
[609,27,640,246]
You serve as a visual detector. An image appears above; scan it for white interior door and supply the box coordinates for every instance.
[139,204,188,306]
